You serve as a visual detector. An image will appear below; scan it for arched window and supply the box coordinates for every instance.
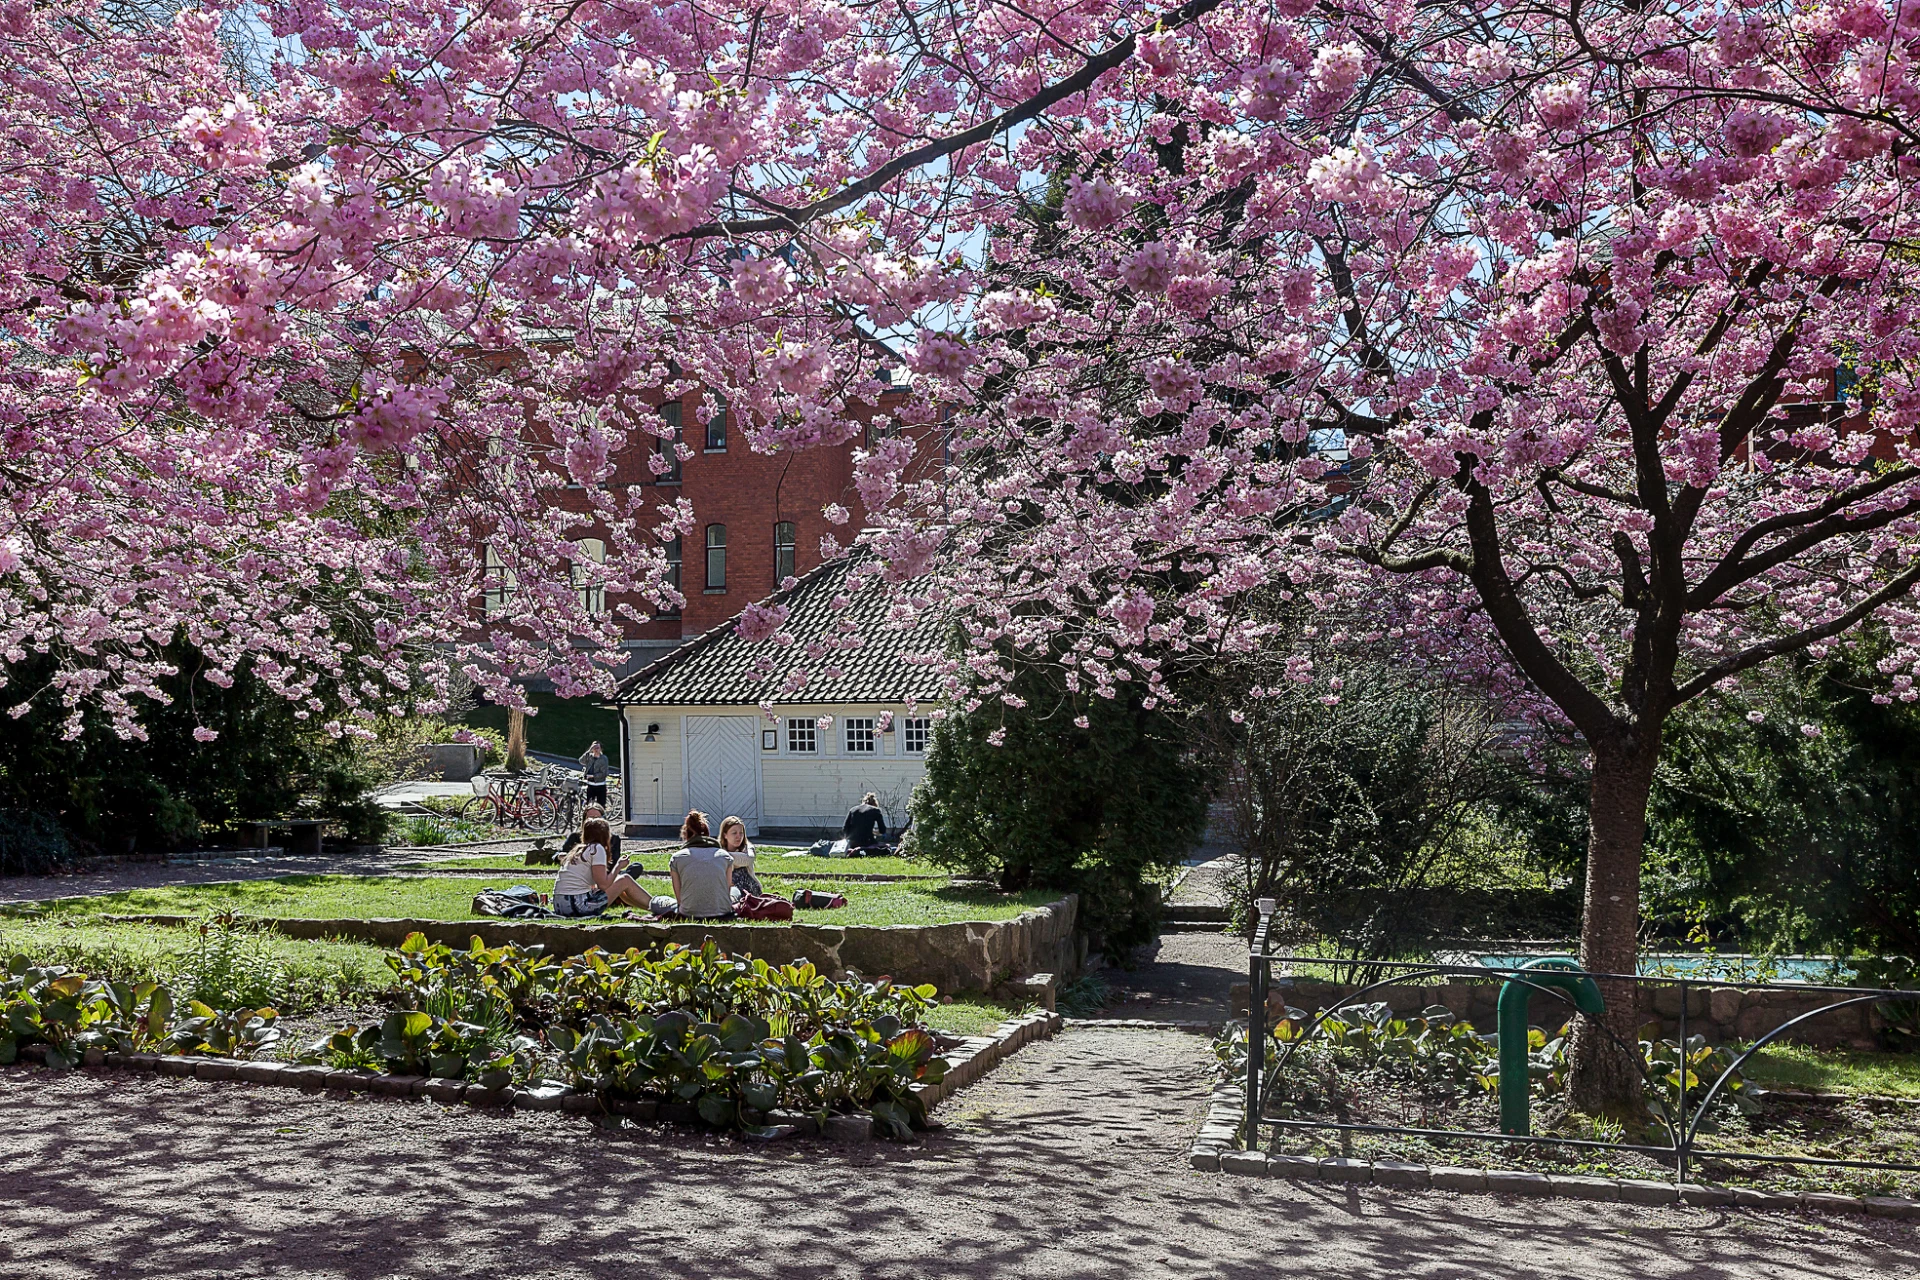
[572,538,606,615]
[773,521,796,583]
[705,524,727,590]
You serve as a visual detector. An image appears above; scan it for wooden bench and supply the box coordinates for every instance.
[239,818,327,857]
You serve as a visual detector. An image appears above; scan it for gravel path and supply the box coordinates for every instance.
[4,1026,1914,1279]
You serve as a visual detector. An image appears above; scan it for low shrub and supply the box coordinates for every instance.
[1216,1001,1760,1131]
[0,954,281,1069]
[303,933,953,1135]
[0,810,74,876]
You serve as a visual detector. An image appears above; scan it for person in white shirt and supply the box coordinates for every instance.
[718,815,762,896]
[552,817,649,917]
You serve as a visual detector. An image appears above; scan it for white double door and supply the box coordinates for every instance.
[683,715,761,835]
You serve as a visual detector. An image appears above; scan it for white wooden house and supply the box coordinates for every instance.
[610,555,946,835]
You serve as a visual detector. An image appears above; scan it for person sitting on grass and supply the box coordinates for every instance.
[842,792,888,852]
[718,815,762,896]
[649,810,736,920]
[552,817,649,918]
[560,805,622,862]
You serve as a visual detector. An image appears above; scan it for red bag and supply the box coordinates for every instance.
[734,893,794,921]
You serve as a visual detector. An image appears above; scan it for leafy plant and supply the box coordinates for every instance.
[171,913,287,1010]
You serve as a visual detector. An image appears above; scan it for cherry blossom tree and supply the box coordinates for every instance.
[11,0,1920,1107]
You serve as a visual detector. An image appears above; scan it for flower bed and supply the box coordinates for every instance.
[1215,1002,1920,1200]
[1,933,1062,1138]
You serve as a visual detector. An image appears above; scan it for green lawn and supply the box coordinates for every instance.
[1746,1043,1920,1099]
[16,874,1056,929]
[401,852,939,878]
[925,996,1033,1037]
[458,691,621,759]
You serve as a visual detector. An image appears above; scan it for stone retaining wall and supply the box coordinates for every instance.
[1231,975,1891,1050]
[106,894,1079,996]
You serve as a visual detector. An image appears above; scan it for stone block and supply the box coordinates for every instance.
[1219,1151,1268,1177]
[611,1097,658,1120]
[1732,1187,1794,1210]
[658,1101,698,1126]
[1617,1179,1680,1206]
[1707,987,1742,1026]
[1188,1146,1222,1173]
[1797,1191,1864,1214]
[513,1084,569,1112]
[1548,1175,1620,1202]
[369,1074,419,1097]
[1371,1161,1430,1189]
[463,1086,510,1108]
[192,1058,240,1083]
[19,1044,46,1065]
[1429,1166,1488,1193]
[561,1093,602,1114]
[1014,974,1057,1012]
[82,1046,106,1069]
[767,1110,822,1137]
[1678,1183,1736,1208]
[158,1055,198,1077]
[101,1052,126,1069]
[236,1061,285,1086]
[1865,1197,1920,1220]
[1319,1158,1372,1184]
[823,1113,873,1143]
[1484,1170,1552,1197]
[421,1078,467,1104]
[124,1053,162,1073]
[280,1065,331,1090]
[746,1124,799,1141]
[1268,1154,1320,1180]
[324,1069,377,1092]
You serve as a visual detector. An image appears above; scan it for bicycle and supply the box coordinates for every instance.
[458,769,566,830]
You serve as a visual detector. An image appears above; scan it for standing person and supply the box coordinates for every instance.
[718,815,762,896]
[842,792,887,852]
[649,810,735,920]
[578,740,613,807]
[552,817,650,917]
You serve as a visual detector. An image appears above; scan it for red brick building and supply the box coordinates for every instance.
[574,386,920,675]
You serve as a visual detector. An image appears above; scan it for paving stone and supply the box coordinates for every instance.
[192,1058,240,1083]
[1318,1158,1371,1184]
[463,1086,510,1108]
[745,1124,799,1141]
[371,1074,422,1098]
[767,1110,822,1137]
[1797,1191,1864,1214]
[1732,1187,1795,1211]
[1219,1151,1268,1177]
[822,1113,873,1143]
[324,1069,377,1092]
[280,1065,331,1090]
[513,1084,569,1111]
[157,1056,198,1078]
[1678,1183,1736,1208]
[1267,1154,1321,1180]
[101,1052,127,1069]
[1617,1179,1680,1206]
[1484,1170,1552,1196]
[420,1078,467,1104]
[1187,1146,1221,1173]
[1428,1166,1488,1193]
[19,1044,46,1065]
[561,1093,602,1114]
[82,1047,107,1068]
[1371,1162,1430,1189]
[1865,1196,1920,1220]
[235,1061,285,1086]
[1547,1175,1620,1202]
[124,1053,162,1073]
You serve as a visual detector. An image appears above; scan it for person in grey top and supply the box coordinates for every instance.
[579,740,612,806]
[650,810,735,919]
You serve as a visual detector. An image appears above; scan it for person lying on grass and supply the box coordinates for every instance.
[649,810,736,921]
[551,817,650,918]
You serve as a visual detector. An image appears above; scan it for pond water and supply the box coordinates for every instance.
[1473,953,1852,983]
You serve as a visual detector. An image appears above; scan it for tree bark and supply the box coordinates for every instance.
[1568,740,1658,1115]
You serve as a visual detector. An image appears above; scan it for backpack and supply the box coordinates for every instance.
[790,888,848,910]
[473,886,553,918]
[733,892,795,922]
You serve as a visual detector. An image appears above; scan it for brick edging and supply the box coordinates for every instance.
[3,1009,1062,1139]
[1063,1017,1220,1034]
[1187,1087,1920,1219]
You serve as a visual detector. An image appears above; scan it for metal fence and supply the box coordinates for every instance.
[1244,906,1920,1185]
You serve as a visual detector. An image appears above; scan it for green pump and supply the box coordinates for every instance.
[1497,958,1605,1136]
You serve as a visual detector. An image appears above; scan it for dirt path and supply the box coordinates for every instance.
[3,1026,1914,1279]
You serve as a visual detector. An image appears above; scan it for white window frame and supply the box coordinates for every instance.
[902,716,931,756]
[844,717,876,754]
[785,718,818,754]
[483,545,517,616]
[572,538,606,615]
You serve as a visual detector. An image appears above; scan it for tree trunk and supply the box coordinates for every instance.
[1568,741,1658,1116]
[506,708,528,773]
